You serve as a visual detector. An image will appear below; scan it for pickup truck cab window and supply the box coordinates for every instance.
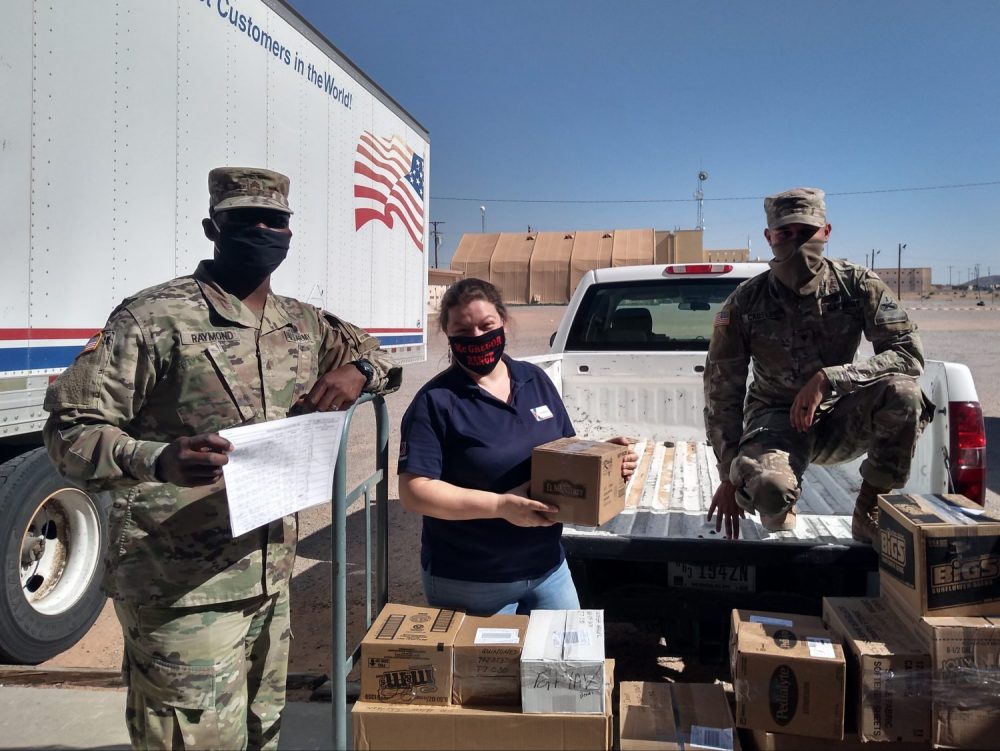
[565,279,741,351]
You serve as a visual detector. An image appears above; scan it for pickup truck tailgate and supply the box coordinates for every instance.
[564,438,861,544]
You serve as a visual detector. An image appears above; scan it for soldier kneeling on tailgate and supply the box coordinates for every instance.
[704,187,933,544]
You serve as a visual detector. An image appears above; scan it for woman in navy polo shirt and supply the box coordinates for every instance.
[398,278,637,615]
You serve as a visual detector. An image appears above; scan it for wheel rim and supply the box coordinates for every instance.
[19,488,102,616]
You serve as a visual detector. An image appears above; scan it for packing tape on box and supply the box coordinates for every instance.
[862,666,1000,710]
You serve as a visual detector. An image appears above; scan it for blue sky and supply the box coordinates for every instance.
[288,0,999,284]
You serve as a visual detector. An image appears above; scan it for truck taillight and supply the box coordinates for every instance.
[949,401,986,505]
[663,264,733,275]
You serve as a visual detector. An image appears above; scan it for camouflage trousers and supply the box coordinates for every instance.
[114,589,290,751]
[730,375,933,515]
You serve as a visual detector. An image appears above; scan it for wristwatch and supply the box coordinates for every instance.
[350,359,375,391]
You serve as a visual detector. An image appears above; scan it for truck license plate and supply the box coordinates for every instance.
[668,562,755,592]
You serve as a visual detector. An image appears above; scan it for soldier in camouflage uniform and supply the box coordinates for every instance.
[43,167,401,750]
[704,187,931,544]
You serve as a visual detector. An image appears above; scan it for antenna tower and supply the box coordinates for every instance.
[694,171,708,230]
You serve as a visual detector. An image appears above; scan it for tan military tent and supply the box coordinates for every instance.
[611,228,654,267]
[673,229,704,263]
[450,227,712,305]
[450,233,499,281]
[570,230,614,296]
[529,232,575,304]
[490,232,536,304]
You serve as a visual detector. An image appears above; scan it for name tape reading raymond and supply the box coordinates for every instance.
[196,0,354,109]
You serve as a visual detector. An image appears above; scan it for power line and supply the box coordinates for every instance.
[430,179,1000,205]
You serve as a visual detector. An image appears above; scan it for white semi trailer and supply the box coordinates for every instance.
[0,0,429,663]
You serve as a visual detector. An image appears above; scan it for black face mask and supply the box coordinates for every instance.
[448,327,506,375]
[214,225,291,286]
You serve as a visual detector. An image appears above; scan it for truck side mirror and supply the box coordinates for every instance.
[549,332,556,347]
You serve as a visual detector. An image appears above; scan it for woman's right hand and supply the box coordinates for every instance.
[495,482,559,527]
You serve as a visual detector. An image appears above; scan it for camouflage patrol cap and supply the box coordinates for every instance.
[208,167,293,214]
[764,187,826,229]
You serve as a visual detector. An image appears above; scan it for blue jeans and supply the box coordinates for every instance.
[421,559,580,615]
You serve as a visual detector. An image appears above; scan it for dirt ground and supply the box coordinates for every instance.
[41,292,1000,689]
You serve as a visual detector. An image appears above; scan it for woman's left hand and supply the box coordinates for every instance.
[607,436,639,479]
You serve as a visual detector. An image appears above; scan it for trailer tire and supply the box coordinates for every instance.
[0,448,109,664]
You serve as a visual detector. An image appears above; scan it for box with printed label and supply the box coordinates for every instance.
[729,610,845,740]
[530,438,627,527]
[899,614,1000,750]
[619,681,741,750]
[352,660,615,751]
[521,609,605,714]
[359,603,465,706]
[822,597,931,743]
[877,492,1000,618]
[452,614,528,706]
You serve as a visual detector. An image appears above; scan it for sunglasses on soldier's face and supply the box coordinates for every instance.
[215,209,291,230]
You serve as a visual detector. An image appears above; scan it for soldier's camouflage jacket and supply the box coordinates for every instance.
[43,261,401,606]
[704,258,924,479]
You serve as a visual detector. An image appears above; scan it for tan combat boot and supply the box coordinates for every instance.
[759,506,797,533]
[852,481,888,544]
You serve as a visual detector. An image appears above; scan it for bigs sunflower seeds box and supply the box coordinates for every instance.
[878,493,1000,618]
[531,438,627,527]
[730,610,845,740]
[821,597,931,743]
[619,681,740,750]
[521,609,606,714]
[360,603,464,706]
[452,614,528,706]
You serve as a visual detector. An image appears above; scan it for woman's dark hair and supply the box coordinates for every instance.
[439,278,508,333]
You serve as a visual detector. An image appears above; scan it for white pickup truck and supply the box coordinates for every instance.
[524,262,986,657]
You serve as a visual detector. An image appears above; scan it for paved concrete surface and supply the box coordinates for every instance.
[0,686,348,750]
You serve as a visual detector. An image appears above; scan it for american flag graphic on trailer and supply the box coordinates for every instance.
[354,132,425,251]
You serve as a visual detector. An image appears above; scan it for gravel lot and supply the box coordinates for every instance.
[41,293,1000,687]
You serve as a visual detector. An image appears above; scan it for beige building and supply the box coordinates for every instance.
[450,228,746,304]
[426,268,464,314]
[706,248,750,263]
[872,267,932,296]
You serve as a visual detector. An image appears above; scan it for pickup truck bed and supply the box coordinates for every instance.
[560,438,876,660]
[586,437,860,543]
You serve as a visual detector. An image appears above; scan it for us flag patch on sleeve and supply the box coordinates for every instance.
[80,332,103,354]
[713,310,730,327]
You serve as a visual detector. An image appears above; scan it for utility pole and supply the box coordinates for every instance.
[429,221,445,269]
[948,265,953,288]
[897,243,906,299]
[480,205,486,234]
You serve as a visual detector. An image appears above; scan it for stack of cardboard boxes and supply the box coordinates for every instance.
[874,493,1000,750]
[730,492,1000,750]
[352,605,614,751]
[727,604,935,750]
[353,492,1000,749]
